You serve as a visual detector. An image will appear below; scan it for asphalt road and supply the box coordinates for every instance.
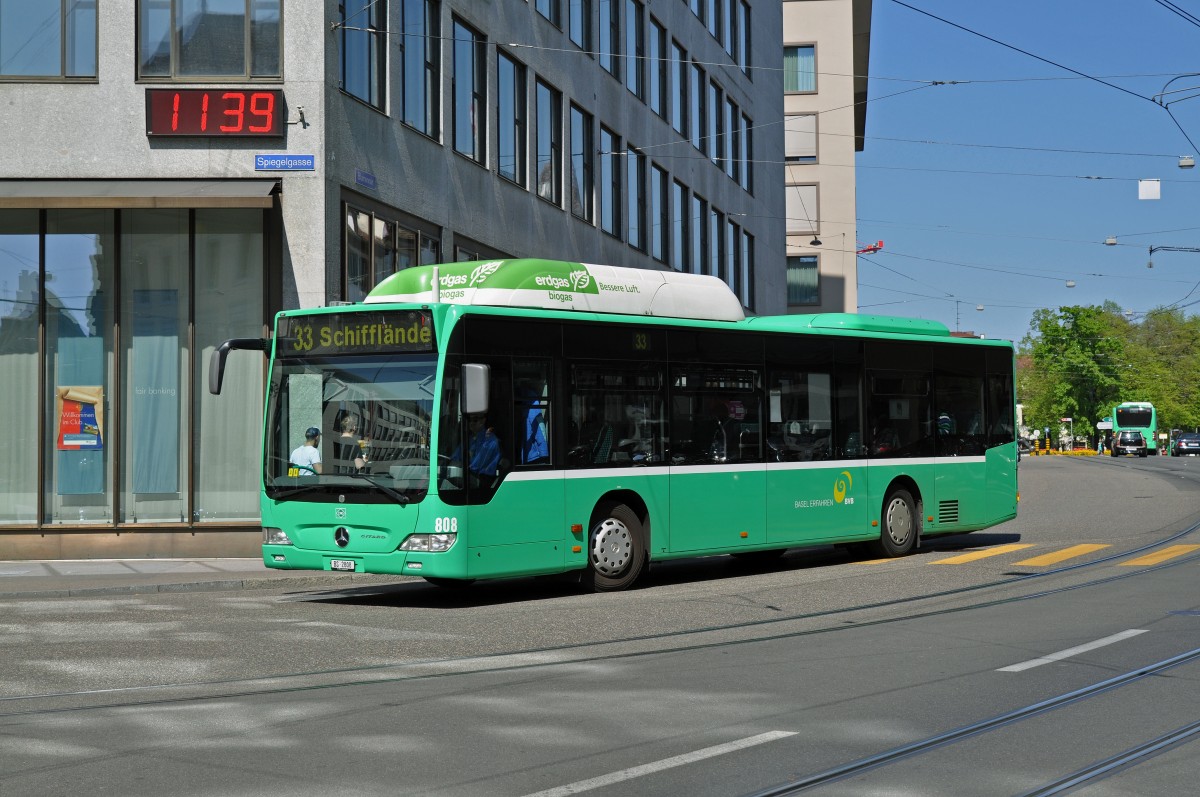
[2,454,1198,796]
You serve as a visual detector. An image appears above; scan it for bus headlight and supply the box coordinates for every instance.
[399,533,456,552]
[263,527,292,546]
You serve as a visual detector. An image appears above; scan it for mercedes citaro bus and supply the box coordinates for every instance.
[210,259,1018,591]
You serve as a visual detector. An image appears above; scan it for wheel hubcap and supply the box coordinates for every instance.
[886,497,913,546]
[591,517,633,576]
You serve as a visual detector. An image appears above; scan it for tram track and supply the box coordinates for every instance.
[746,647,1200,796]
[2,518,1198,720]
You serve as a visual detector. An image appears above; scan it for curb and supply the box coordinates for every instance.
[0,573,406,599]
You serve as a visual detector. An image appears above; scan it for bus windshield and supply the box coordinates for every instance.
[264,354,437,502]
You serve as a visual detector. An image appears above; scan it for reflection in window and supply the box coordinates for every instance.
[709,206,723,278]
[343,204,440,302]
[670,41,686,135]
[599,0,619,78]
[497,51,527,185]
[536,79,563,204]
[536,0,560,26]
[400,0,439,135]
[689,62,704,152]
[599,126,621,236]
[138,0,281,78]
[569,0,591,50]
[570,105,593,220]
[651,164,668,263]
[1,0,96,77]
[627,147,646,251]
[342,0,386,108]
[0,211,41,523]
[625,0,643,99]
[453,18,487,162]
[670,180,686,271]
[648,19,665,118]
[691,194,707,274]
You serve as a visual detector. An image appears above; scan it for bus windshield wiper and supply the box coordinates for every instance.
[266,483,327,501]
[346,471,410,505]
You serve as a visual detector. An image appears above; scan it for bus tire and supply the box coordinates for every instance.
[584,503,646,592]
[871,488,918,558]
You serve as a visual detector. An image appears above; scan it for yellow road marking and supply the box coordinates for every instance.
[1118,545,1200,566]
[1012,544,1110,566]
[930,543,1036,564]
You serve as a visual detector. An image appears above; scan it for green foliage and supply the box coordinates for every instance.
[1019,304,1200,440]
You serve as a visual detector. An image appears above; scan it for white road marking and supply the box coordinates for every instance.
[521,730,798,797]
[997,629,1149,672]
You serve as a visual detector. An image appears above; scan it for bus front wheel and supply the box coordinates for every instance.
[871,488,918,558]
[584,503,646,592]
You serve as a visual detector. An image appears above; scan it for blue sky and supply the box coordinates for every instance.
[854,0,1200,344]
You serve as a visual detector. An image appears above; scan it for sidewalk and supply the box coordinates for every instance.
[0,558,402,598]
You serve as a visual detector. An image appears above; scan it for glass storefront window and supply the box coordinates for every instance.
[194,209,264,522]
[0,210,39,524]
[120,209,191,524]
[44,209,115,524]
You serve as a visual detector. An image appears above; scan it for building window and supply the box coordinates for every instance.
[599,126,621,236]
[785,114,817,163]
[670,41,686,135]
[0,207,266,528]
[741,230,754,308]
[536,0,561,27]
[400,0,439,136]
[452,18,487,162]
[497,50,527,186]
[709,206,724,278]
[569,0,591,51]
[627,146,646,251]
[708,80,721,165]
[690,194,707,274]
[138,0,280,79]
[784,45,816,92]
[689,62,705,153]
[536,78,563,204]
[570,104,594,220]
[726,217,740,294]
[786,184,819,235]
[787,255,819,306]
[725,97,739,181]
[706,0,721,41]
[651,163,668,263]
[343,202,441,303]
[1,0,96,78]
[738,1,751,75]
[648,18,666,118]
[598,0,620,78]
[740,113,753,192]
[625,0,644,99]
[670,180,687,271]
[341,0,386,108]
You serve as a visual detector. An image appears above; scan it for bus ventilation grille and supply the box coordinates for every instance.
[938,501,960,524]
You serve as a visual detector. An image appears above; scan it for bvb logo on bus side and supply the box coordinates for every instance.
[833,471,853,504]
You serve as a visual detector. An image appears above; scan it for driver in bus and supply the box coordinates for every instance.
[451,412,502,485]
[288,427,323,475]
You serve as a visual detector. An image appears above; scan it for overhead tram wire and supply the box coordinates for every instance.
[887,0,1200,155]
[1150,0,1200,29]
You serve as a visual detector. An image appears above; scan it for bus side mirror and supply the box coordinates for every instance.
[461,363,490,415]
[209,338,270,395]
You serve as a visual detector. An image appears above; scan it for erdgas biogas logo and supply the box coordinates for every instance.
[793,470,855,509]
[570,269,591,291]
[469,261,502,286]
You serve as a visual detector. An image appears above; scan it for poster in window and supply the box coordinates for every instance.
[56,386,105,450]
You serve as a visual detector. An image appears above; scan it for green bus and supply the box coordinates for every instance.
[1111,401,1158,454]
[211,259,1018,591]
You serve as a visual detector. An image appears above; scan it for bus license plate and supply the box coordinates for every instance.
[330,559,357,571]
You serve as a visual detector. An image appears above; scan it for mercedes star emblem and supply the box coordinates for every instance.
[334,527,350,548]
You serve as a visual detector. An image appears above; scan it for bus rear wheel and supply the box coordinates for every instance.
[583,503,646,592]
[871,488,918,558]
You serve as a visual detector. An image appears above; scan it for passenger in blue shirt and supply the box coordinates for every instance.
[523,403,549,463]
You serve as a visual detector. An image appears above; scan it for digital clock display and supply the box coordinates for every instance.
[145,88,284,137]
